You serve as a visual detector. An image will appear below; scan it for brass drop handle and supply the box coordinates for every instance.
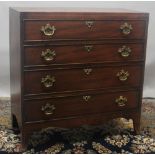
[41,103,56,115]
[83,95,91,102]
[41,75,56,88]
[115,96,127,107]
[41,23,56,36]
[41,49,56,62]
[85,21,94,28]
[83,68,92,75]
[118,46,131,57]
[116,69,129,81]
[84,45,93,52]
[120,22,133,35]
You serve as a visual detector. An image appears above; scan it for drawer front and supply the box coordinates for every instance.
[24,66,142,95]
[24,90,139,122]
[24,20,146,41]
[24,43,144,66]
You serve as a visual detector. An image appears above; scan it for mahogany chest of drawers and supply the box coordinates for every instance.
[9,8,149,149]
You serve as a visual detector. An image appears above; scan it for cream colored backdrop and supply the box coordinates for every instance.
[0,1,154,97]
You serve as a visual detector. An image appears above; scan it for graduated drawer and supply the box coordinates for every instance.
[24,20,146,41]
[24,90,139,122]
[24,65,142,95]
[24,43,144,66]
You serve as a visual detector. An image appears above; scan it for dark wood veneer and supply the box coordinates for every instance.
[24,65,142,95]
[24,90,139,122]
[24,20,146,41]
[24,43,144,66]
[10,7,149,149]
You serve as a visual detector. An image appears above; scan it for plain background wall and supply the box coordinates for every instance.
[0,1,155,97]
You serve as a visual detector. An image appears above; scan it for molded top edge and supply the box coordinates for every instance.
[10,7,148,14]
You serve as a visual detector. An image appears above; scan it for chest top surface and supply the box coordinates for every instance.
[10,7,149,20]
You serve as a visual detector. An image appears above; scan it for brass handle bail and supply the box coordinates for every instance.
[41,75,56,88]
[118,46,131,57]
[115,96,127,107]
[120,22,133,35]
[41,23,56,36]
[41,49,56,62]
[41,103,56,115]
[116,69,129,81]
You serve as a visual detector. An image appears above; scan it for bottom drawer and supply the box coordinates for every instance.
[24,90,139,122]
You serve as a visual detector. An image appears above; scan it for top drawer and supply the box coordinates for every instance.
[24,20,146,41]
